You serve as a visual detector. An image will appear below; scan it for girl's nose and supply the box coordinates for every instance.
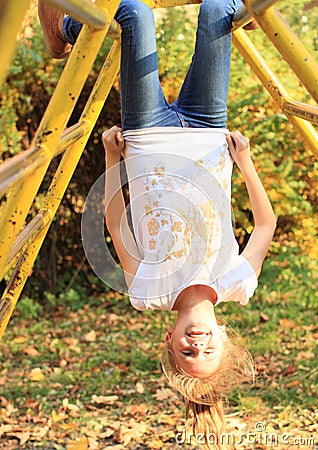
[192,341,205,348]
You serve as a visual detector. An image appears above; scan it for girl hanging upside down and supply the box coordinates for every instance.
[39,0,275,447]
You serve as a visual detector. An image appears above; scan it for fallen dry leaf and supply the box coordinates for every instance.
[0,397,16,416]
[282,365,296,375]
[280,318,297,328]
[10,431,30,446]
[103,446,123,450]
[154,388,176,401]
[31,426,50,440]
[0,424,13,437]
[28,368,46,381]
[125,404,148,416]
[108,313,120,324]
[148,438,165,449]
[91,394,119,405]
[60,423,79,431]
[259,312,270,322]
[296,350,315,360]
[67,403,80,413]
[13,336,27,344]
[157,415,177,425]
[286,380,301,387]
[135,382,145,393]
[66,437,89,450]
[87,437,99,449]
[51,409,66,423]
[117,419,147,446]
[23,346,40,357]
[84,330,96,342]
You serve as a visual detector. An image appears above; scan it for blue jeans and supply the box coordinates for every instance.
[63,0,242,130]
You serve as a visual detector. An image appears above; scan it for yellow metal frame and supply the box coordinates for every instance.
[0,0,31,87]
[0,0,317,339]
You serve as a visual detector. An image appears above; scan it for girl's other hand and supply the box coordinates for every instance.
[102,126,124,157]
[226,130,252,171]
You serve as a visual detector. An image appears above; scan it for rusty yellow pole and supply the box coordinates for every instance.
[243,2,318,103]
[46,0,109,29]
[0,145,50,197]
[233,28,318,156]
[282,100,318,126]
[0,0,119,277]
[0,18,121,340]
[2,209,53,277]
[0,0,31,88]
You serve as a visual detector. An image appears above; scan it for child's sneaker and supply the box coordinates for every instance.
[38,1,72,59]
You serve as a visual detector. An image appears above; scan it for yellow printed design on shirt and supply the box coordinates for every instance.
[137,150,228,268]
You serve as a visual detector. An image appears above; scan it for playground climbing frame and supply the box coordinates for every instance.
[0,0,317,339]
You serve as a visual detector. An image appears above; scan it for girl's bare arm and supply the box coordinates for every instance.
[103,126,141,287]
[226,131,276,277]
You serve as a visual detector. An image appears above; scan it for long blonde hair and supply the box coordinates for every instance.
[161,332,254,450]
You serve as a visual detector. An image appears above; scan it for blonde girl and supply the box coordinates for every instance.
[39,0,275,447]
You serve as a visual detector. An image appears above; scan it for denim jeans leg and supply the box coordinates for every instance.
[62,16,83,45]
[175,0,242,128]
[62,0,180,130]
[115,0,179,130]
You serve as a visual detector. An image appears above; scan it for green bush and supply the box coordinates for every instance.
[16,296,43,319]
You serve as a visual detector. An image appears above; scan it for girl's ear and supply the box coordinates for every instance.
[165,328,173,343]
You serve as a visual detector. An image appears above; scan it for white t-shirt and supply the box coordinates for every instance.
[122,127,258,311]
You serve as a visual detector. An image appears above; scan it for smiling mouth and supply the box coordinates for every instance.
[187,331,211,338]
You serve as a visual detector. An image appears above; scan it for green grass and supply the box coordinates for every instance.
[0,249,317,449]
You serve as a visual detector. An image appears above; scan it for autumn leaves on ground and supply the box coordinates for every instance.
[0,256,317,449]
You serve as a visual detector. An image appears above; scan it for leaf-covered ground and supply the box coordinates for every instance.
[0,254,317,449]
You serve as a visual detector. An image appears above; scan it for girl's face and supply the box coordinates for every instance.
[166,307,227,378]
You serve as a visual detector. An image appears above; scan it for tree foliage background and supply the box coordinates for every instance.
[0,0,317,304]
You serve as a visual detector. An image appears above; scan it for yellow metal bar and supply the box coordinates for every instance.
[232,0,278,30]
[46,0,109,30]
[148,0,202,7]
[0,0,31,88]
[81,42,121,129]
[0,297,12,327]
[46,41,121,216]
[242,2,318,103]
[108,19,121,40]
[0,256,26,335]
[55,121,91,156]
[1,209,53,279]
[233,28,318,156]
[48,0,189,31]
[0,145,50,197]
[0,122,91,197]
[0,0,118,277]
[282,100,318,126]
[241,0,278,14]
[84,16,120,41]
[0,2,121,340]
[0,172,44,275]
[233,7,254,31]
